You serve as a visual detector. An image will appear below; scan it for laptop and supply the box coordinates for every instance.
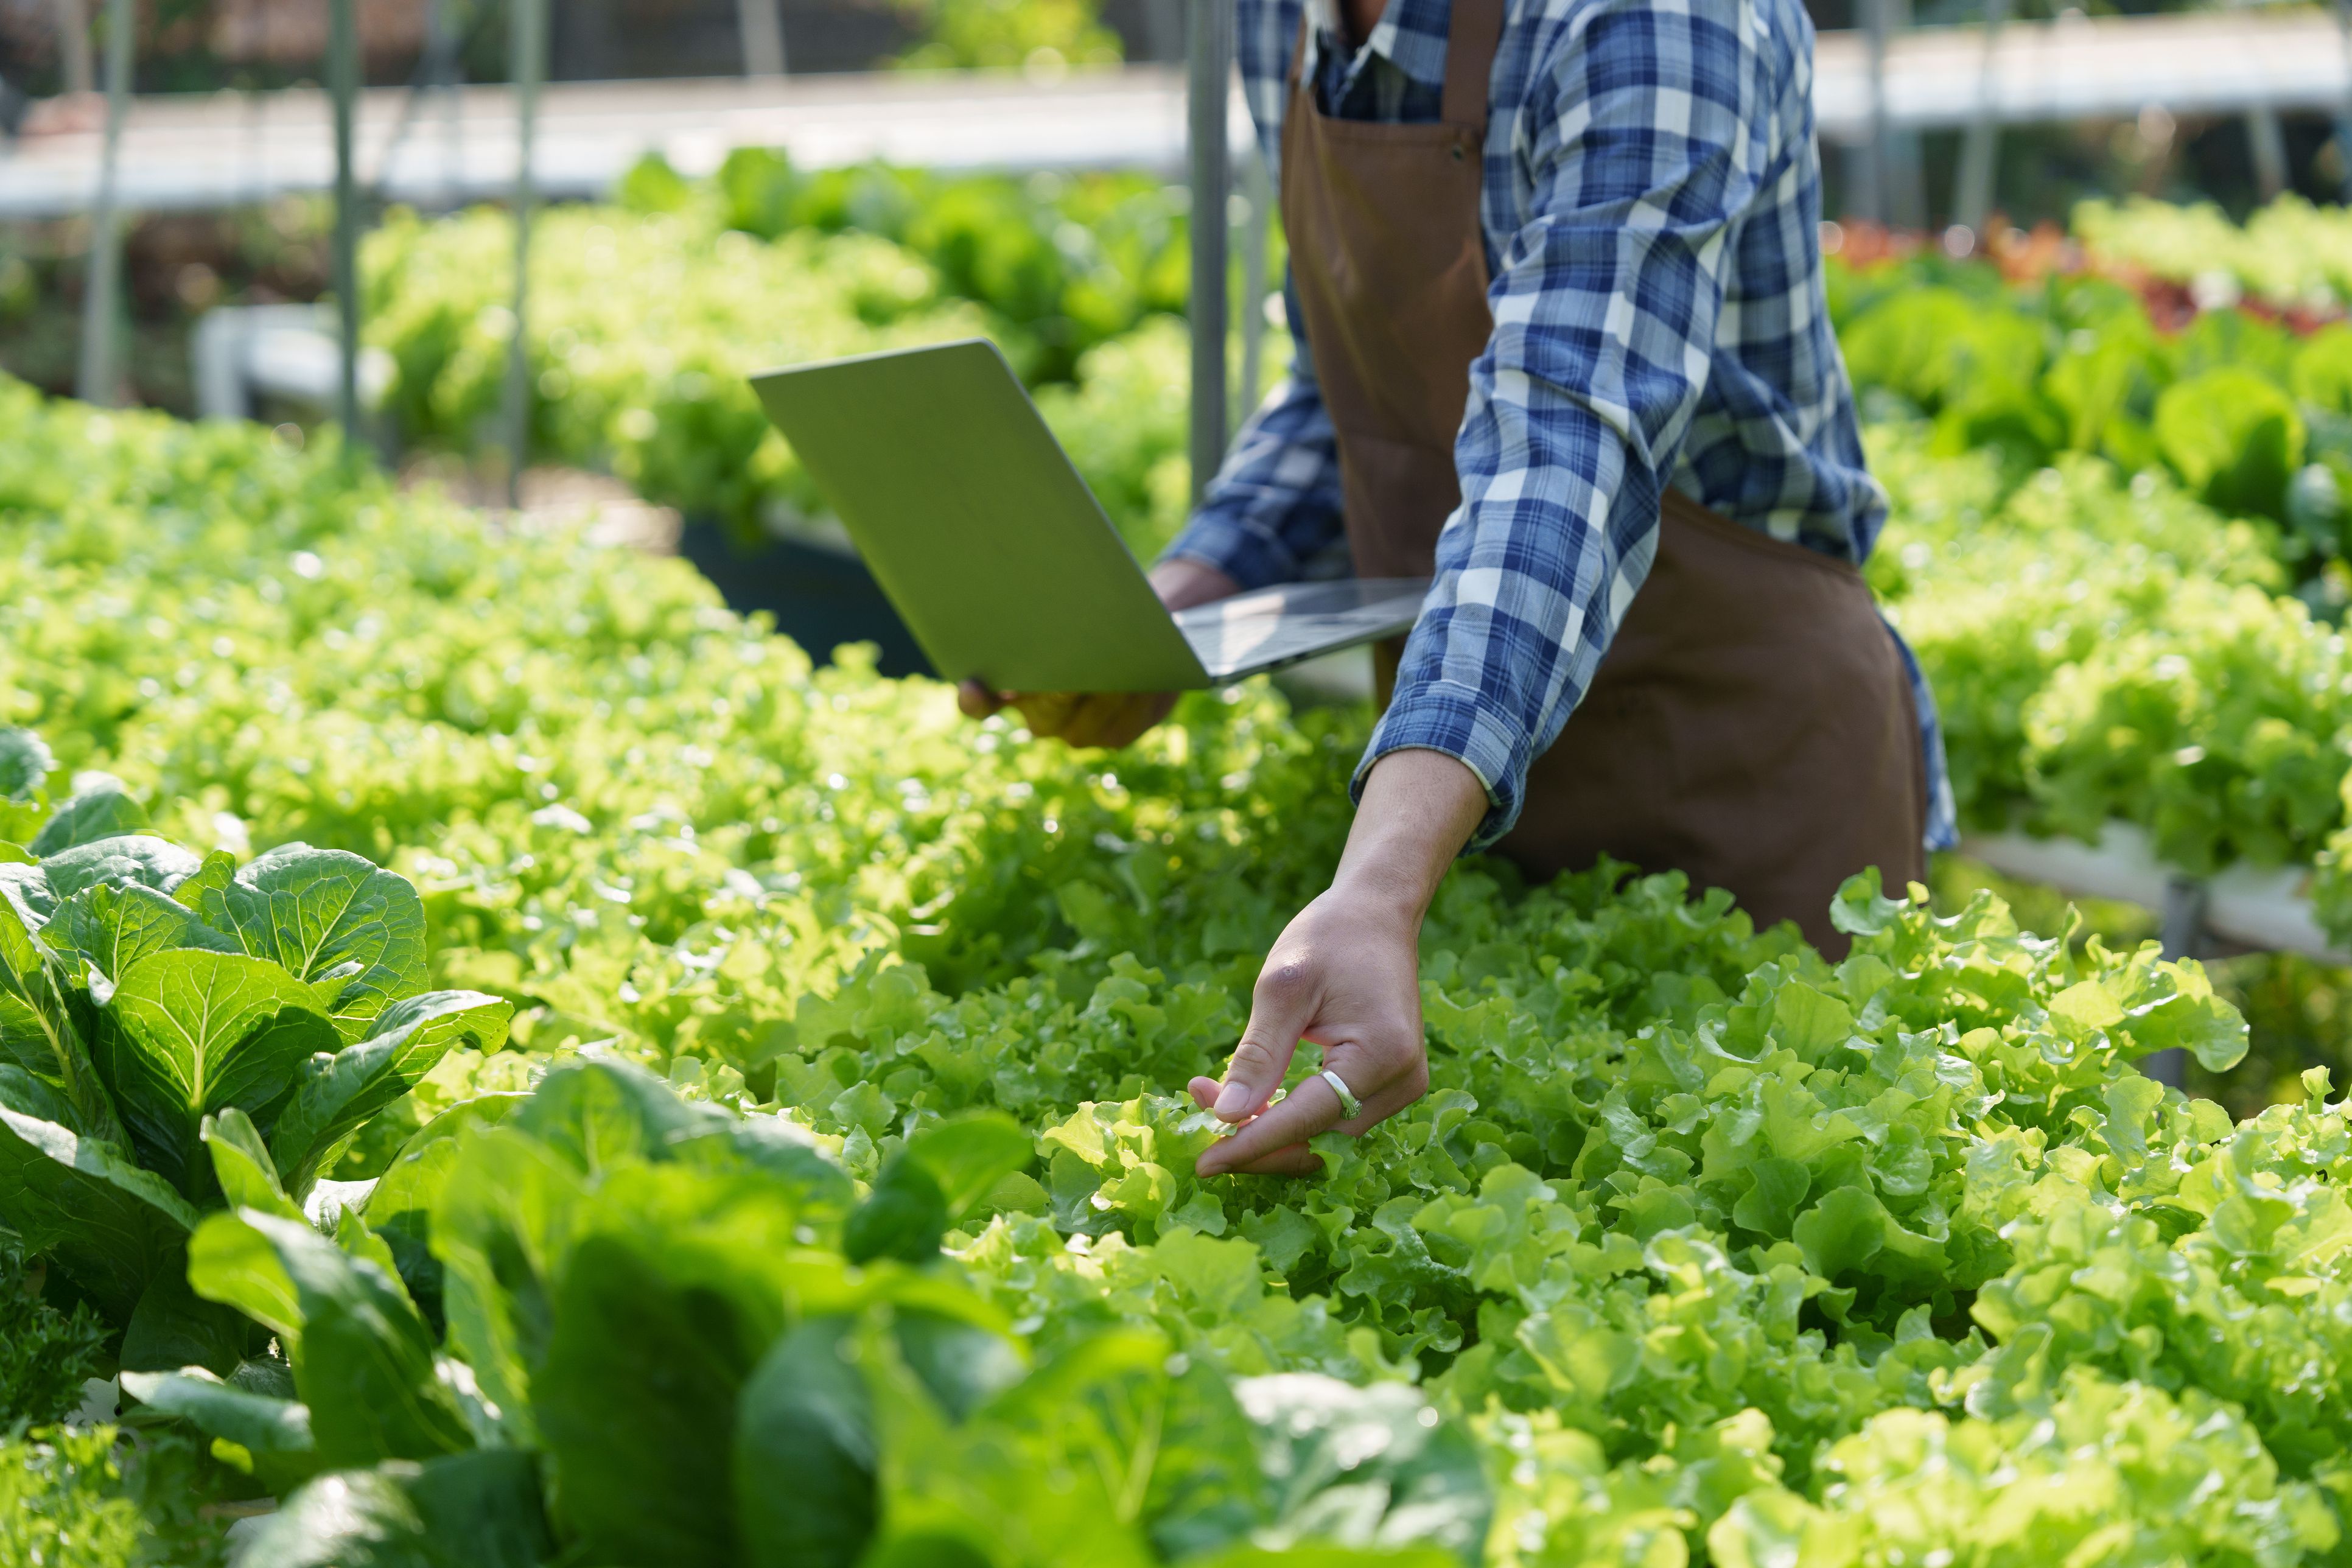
[749,339,1429,694]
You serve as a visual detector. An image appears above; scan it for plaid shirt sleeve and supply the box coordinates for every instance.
[1359,0,1778,849]
[1161,281,1349,590]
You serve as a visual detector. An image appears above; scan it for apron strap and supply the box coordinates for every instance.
[1286,6,1310,88]
[1440,0,1505,130]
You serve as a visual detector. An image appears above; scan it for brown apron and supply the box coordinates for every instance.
[1279,0,1925,953]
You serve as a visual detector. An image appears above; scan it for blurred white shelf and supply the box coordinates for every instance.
[189,304,391,421]
[0,66,1212,218]
[1813,8,2352,141]
[0,10,2345,218]
[1959,819,2350,965]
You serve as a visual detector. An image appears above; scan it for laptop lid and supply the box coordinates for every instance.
[750,338,1212,694]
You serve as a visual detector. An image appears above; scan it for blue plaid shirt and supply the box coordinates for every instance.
[1165,0,1957,855]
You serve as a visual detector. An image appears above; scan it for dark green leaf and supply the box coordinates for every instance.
[267,990,514,1197]
[121,1265,254,1375]
[364,1093,529,1326]
[189,1208,472,1468]
[43,883,241,985]
[405,1448,554,1568]
[735,1316,878,1568]
[891,1307,1024,1421]
[511,1055,730,1174]
[172,850,237,914]
[95,948,338,1193]
[844,1155,948,1265]
[193,844,429,1039]
[0,1069,196,1323]
[536,1231,766,1567]
[0,729,52,804]
[204,1105,304,1222]
[121,1365,315,1455]
[39,833,202,902]
[901,1112,1032,1220]
[30,783,150,856]
[232,1468,433,1568]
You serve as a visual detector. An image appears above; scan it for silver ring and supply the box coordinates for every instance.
[1318,1068,1362,1120]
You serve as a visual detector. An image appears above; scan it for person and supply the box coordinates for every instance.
[960,0,1955,1180]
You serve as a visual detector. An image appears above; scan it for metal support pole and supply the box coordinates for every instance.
[1881,0,1924,231]
[2247,105,2289,201]
[1954,0,2008,233]
[426,0,464,207]
[51,0,91,96]
[2339,0,2352,203]
[505,0,545,509]
[738,0,786,76]
[329,0,362,444]
[1237,150,1272,430]
[2145,873,2208,1087]
[1855,0,1889,225]
[1186,0,1233,503]
[73,0,131,407]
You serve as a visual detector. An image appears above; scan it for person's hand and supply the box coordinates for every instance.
[1192,749,1491,1177]
[956,558,1239,748]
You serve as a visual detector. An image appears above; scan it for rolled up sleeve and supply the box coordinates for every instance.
[1356,0,1769,848]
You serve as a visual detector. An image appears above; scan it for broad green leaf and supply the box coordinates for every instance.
[124,1365,313,1451]
[43,883,240,985]
[237,1452,552,1568]
[536,1230,769,1566]
[901,1111,1032,1220]
[0,891,126,1144]
[673,1113,858,1222]
[188,1208,307,1343]
[868,1328,1164,1568]
[171,849,236,914]
[30,782,150,856]
[193,844,429,1038]
[230,1469,433,1568]
[267,990,515,1197]
[2155,367,2305,518]
[0,728,53,803]
[121,1262,253,1375]
[0,1068,197,1323]
[891,1307,1024,1421]
[405,1448,555,1568]
[735,1317,879,1568]
[511,1055,731,1173]
[189,1208,471,1468]
[429,1125,591,1434]
[96,948,338,1193]
[365,1092,529,1325]
[40,833,201,901]
[205,1106,304,1222]
[844,1155,948,1265]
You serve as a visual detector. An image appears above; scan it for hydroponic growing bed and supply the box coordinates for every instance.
[7,188,2352,1566]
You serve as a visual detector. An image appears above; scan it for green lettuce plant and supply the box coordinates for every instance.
[0,733,511,1373]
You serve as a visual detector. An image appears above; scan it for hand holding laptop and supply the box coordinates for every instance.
[954,558,1241,747]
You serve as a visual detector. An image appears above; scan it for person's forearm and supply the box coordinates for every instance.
[1328,749,1490,923]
